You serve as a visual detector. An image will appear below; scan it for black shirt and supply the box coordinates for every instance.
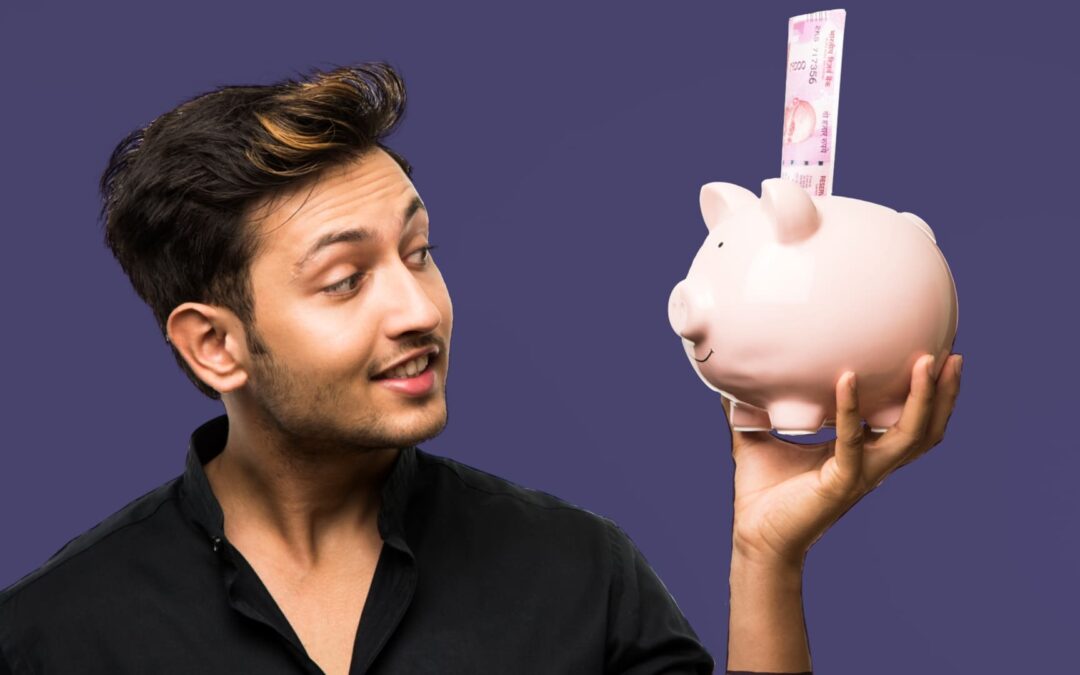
[0,414,715,674]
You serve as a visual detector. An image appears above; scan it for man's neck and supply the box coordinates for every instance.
[204,409,399,573]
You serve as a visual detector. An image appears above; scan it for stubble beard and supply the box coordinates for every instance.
[244,325,448,460]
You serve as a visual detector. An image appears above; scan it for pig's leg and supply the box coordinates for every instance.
[866,403,904,434]
[765,400,828,435]
[728,398,772,432]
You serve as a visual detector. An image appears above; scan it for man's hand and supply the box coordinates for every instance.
[722,353,963,568]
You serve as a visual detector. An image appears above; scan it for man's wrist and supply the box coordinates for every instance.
[729,549,805,586]
[726,550,812,673]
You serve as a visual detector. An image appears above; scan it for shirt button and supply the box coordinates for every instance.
[211,536,223,553]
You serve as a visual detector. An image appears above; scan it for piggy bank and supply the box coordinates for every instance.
[667,178,958,435]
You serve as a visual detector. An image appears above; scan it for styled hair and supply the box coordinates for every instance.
[100,62,411,400]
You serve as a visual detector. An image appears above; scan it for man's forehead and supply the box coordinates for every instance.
[247,152,425,262]
[261,151,403,217]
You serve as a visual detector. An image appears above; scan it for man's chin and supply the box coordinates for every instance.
[377,400,448,448]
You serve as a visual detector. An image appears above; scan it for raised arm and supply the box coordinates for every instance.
[722,353,963,673]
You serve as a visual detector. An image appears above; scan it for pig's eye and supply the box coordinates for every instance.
[717,242,724,248]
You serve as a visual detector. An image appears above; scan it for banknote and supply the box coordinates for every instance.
[780,9,846,197]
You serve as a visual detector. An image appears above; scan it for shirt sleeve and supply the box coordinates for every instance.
[603,519,716,675]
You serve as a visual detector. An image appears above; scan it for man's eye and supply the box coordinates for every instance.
[323,273,363,294]
[411,244,438,264]
[322,245,438,296]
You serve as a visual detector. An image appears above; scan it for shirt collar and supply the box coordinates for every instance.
[177,414,418,556]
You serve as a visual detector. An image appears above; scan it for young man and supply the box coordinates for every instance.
[0,63,962,675]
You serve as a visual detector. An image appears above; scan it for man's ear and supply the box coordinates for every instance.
[166,303,250,395]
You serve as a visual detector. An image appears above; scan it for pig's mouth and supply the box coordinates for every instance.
[693,349,714,363]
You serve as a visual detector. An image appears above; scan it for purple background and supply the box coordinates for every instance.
[1,1,1075,672]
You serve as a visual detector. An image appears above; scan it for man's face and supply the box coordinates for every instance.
[234,148,452,454]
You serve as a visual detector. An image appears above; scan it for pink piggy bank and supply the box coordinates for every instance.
[667,178,958,435]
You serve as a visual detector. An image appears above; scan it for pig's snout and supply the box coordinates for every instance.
[668,279,710,343]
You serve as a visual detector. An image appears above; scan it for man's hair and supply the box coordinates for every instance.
[100,62,411,400]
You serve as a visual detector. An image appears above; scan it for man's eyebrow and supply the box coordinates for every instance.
[291,196,427,275]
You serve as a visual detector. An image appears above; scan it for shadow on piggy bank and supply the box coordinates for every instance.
[668,178,958,436]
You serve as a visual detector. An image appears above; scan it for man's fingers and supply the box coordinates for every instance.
[829,371,865,494]
[864,354,938,476]
[911,354,962,459]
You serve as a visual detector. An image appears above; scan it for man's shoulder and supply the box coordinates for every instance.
[0,476,182,608]
[414,448,619,536]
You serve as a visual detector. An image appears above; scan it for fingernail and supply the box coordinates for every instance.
[956,355,963,378]
[926,355,936,376]
[848,372,857,392]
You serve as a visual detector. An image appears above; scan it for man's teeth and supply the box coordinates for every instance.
[384,354,430,379]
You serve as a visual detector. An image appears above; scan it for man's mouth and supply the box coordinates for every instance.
[372,352,438,380]
[693,349,713,363]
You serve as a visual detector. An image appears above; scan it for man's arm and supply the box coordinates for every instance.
[604,520,716,674]
[720,353,962,674]
[726,554,811,673]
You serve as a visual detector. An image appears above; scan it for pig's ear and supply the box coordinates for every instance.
[900,212,937,243]
[699,182,758,232]
[760,178,820,244]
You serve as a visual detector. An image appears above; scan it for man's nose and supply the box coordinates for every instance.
[379,259,442,337]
